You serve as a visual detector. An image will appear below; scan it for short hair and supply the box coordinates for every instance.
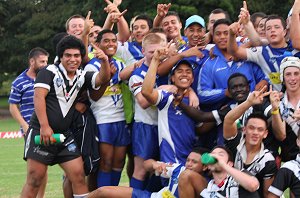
[65,14,85,31]
[95,29,116,43]
[132,14,153,30]
[209,8,231,22]
[227,73,249,88]
[142,33,163,48]
[56,35,86,59]
[192,147,210,156]
[213,18,231,34]
[211,145,234,163]
[149,27,165,34]
[28,47,49,60]
[250,12,267,26]
[265,15,286,30]
[52,32,68,51]
[245,112,268,129]
[165,11,181,22]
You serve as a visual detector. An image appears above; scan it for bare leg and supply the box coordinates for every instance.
[99,143,114,172]
[178,169,207,198]
[87,171,98,192]
[20,159,48,198]
[36,172,48,198]
[63,175,74,198]
[87,186,133,198]
[132,156,147,181]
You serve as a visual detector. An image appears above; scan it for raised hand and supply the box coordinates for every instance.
[153,47,169,62]
[113,0,122,6]
[269,85,283,110]
[104,0,119,13]
[84,11,94,36]
[182,46,204,58]
[247,85,270,105]
[91,43,109,61]
[229,22,240,36]
[109,9,127,23]
[157,3,171,18]
[238,1,250,25]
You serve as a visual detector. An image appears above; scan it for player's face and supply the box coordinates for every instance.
[98,33,117,58]
[283,67,300,92]
[184,24,206,47]
[265,19,286,46]
[228,76,249,103]
[185,152,203,173]
[31,55,48,74]
[88,26,102,44]
[132,19,150,44]
[60,49,82,76]
[161,15,182,41]
[208,13,226,35]
[142,43,162,64]
[257,18,267,38]
[244,118,268,146]
[171,64,194,89]
[67,18,85,39]
[213,24,229,50]
[208,148,229,172]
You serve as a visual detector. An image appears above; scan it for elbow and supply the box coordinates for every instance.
[247,179,260,192]
[276,133,286,142]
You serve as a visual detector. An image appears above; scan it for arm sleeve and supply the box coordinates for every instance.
[268,167,294,196]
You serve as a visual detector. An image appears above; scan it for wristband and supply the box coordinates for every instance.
[271,109,279,115]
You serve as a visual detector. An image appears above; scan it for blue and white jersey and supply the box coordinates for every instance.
[115,41,143,67]
[85,57,125,124]
[156,90,196,164]
[246,43,294,91]
[8,69,35,126]
[129,63,158,125]
[151,163,186,198]
[198,46,267,110]
[292,48,300,58]
[178,45,210,92]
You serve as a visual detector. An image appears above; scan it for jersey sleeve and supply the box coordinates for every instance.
[156,90,172,110]
[34,67,54,91]
[8,81,22,104]
[128,75,143,96]
[246,47,263,64]
[224,131,242,159]
[268,167,294,196]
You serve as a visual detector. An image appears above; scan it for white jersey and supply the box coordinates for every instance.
[85,58,125,124]
[115,41,144,67]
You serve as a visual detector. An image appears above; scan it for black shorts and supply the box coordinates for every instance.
[23,128,81,166]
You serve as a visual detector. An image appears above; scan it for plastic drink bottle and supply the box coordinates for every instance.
[34,134,66,145]
[201,153,217,165]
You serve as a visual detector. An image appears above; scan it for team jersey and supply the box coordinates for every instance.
[156,90,196,164]
[268,154,300,197]
[151,163,186,198]
[225,132,277,197]
[84,57,125,124]
[278,92,300,161]
[8,69,35,126]
[246,43,294,91]
[129,63,158,125]
[30,64,98,134]
[115,41,143,67]
[198,46,267,110]
[200,174,260,198]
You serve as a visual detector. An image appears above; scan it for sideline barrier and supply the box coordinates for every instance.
[0,131,22,139]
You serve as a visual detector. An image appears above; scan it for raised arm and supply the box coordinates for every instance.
[82,11,94,64]
[291,0,300,49]
[153,3,171,28]
[227,22,248,60]
[92,44,111,87]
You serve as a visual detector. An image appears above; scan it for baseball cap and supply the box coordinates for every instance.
[171,59,194,75]
[184,15,206,29]
[280,56,300,82]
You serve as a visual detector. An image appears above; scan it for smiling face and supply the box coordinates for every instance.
[60,49,82,76]
[283,67,300,92]
[244,118,268,146]
[213,24,229,50]
[88,25,102,44]
[67,17,85,39]
[265,19,286,47]
[161,15,182,41]
[132,19,150,44]
[171,63,194,89]
[257,18,267,38]
[228,76,250,103]
[185,152,203,173]
[184,23,206,47]
[97,32,117,58]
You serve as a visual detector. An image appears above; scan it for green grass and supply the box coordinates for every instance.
[0,96,9,108]
[0,118,19,132]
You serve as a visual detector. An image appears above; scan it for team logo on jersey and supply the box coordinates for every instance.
[76,81,82,90]
[252,163,261,174]
[250,47,257,52]
[67,143,77,152]
[269,56,277,64]
[175,110,182,115]
[56,78,64,87]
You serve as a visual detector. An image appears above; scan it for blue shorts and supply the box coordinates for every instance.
[132,188,152,198]
[132,122,159,159]
[97,121,131,146]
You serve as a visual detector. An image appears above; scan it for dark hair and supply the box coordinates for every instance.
[52,32,68,51]
[65,14,85,31]
[265,15,286,30]
[28,47,49,60]
[211,145,234,163]
[192,147,210,155]
[165,11,181,22]
[250,12,267,27]
[96,29,116,43]
[227,73,249,88]
[132,14,153,30]
[245,112,268,129]
[56,35,86,59]
[149,27,165,34]
[210,8,231,22]
[213,18,231,34]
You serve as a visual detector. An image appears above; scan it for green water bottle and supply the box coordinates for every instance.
[34,134,66,145]
[201,153,217,165]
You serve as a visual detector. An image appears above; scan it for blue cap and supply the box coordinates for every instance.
[184,15,206,29]
[171,59,194,75]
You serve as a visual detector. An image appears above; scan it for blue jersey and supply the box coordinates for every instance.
[115,41,143,67]
[156,90,196,164]
[8,69,35,128]
[198,46,267,110]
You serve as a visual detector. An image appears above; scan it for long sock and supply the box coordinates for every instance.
[130,177,145,189]
[73,193,89,198]
[97,171,111,187]
[111,170,122,186]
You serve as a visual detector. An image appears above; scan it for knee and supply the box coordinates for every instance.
[179,169,193,184]
[100,157,113,171]
[27,169,46,188]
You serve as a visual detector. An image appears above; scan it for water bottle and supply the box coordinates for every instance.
[34,134,66,145]
[201,153,217,165]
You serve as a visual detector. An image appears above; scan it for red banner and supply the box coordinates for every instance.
[0,131,22,139]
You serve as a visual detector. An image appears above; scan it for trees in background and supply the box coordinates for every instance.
[0,0,294,88]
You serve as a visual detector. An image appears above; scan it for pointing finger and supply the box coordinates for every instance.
[86,10,91,20]
[243,1,248,11]
[119,9,127,17]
